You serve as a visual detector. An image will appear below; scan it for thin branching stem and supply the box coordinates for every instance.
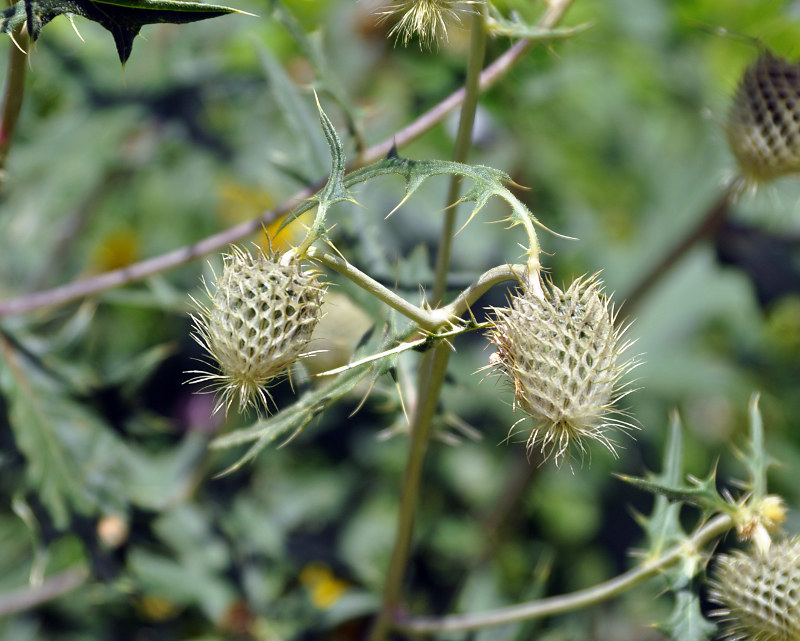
[395,514,734,635]
[0,566,89,616]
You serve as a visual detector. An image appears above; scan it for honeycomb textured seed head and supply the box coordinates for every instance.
[188,247,324,415]
[486,275,638,466]
[727,53,800,181]
[709,538,800,641]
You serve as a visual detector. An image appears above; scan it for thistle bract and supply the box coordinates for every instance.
[727,53,800,182]
[709,538,800,641]
[187,247,324,415]
[486,275,637,465]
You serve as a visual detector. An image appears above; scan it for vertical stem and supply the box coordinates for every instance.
[370,9,488,641]
[0,21,29,189]
[432,7,488,304]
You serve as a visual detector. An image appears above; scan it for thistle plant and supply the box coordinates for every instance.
[187,246,325,415]
[0,2,797,641]
[486,274,638,465]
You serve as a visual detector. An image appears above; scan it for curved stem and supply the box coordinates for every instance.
[307,247,440,331]
[395,514,734,635]
[619,180,738,319]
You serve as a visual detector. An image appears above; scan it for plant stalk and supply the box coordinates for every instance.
[395,513,734,634]
[370,9,489,640]
[0,21,29,188]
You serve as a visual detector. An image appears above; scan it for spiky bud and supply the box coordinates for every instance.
[709,538,800,641]
[486,275,638,465]
[187,246,324,415]
[726,53,800,182]
[378,0,475,48]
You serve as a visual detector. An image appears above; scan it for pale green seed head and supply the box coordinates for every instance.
[187,246,324,415]
[726,53,800,183]
[709,538,800,641]
[487,275,638,466]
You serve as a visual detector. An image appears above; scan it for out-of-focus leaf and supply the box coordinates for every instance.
[0,0,249,63]
[658,590,716,641]
[0,342,116,527]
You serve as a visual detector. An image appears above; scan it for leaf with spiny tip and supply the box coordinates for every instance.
[634,412,688,560]
[0,0,250,63]
[618,466,727,514]
[658,591,716,641]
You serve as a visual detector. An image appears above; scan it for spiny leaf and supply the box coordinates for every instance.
[486,6,592,42]
[0,0,249,63]
[284,97,356,246]
[658,590,716,641]
[633,412,688,561]
[617,467,727,514]
[210,322,398,473]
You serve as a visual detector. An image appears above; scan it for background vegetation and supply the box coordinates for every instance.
[1,0,800,639]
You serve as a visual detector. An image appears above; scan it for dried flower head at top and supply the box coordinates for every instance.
[486,275,638,466]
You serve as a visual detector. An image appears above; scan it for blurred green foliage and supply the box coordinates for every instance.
[1,0,800,639]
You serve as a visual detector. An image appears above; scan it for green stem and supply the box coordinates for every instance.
[432,8,487,305]
[0,21,29,188]
[308,247,523,332]
[370,11,489,641]
[395,514,734,634]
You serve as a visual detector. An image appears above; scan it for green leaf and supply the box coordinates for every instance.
[0,341,116,527]
[633,412,688,560]
[210,320,400,473]
[658,590,716,641]
[0,0,249,63]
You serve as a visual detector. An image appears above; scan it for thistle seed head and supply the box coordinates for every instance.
[187,246,325,415]
[486,275,638,466]
[709,538,800,641]
[377,0,475,48]
[726,53,800,182]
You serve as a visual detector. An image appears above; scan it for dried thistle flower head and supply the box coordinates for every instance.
[486,275,638,466]
[709,538,800,641]
[187,246,325,415]
[378,0,475,48]
[726,53,800,182]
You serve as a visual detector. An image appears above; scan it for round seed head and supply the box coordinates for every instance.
[709,538,800,641]
[726,53,800,182]
[187,247,324,415]
[486,275,638,466]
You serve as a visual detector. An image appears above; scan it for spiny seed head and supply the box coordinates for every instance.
[709,538,800,641]
[486,275,638,466]
[377,0,476,48]
[726,53,800,182]
[187,246,324,415]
